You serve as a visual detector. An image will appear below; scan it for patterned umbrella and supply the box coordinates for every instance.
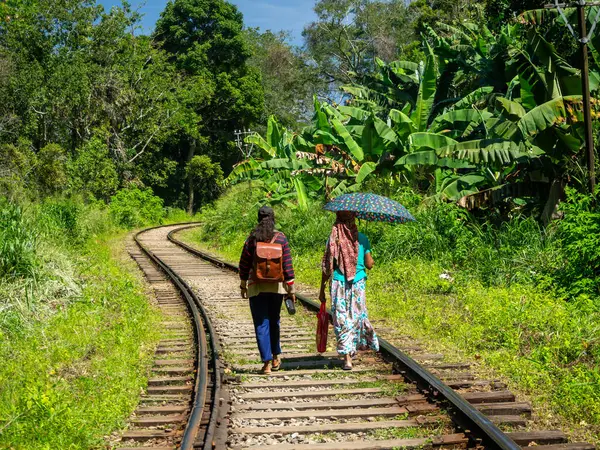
[324,193,416,224]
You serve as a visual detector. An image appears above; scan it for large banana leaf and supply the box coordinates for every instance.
[389,109,417,139]
[396,151,475,169]
[338,106,371,123]
[313,97,331,133]
[430,109,492,134]
[374,116,398,147]
[440,174,486,201]
[325,107,365,161]
[388,60,420,74]
[356,162,377,183]
[292,177,309,211]
[409,132,458,150]
[517,95,582,138]
[226,159,264,184]
[437,139,544,165]
[361,116,384,158]
[246,134,275,158]
[496,97,527,120]
[267,115,282,149]
[313,130,341,146]
[411,43,437,132]
[262,158,311,170]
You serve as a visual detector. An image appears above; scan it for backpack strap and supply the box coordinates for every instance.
[270,232,281,244]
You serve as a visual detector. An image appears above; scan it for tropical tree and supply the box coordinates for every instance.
[154,0,264,210]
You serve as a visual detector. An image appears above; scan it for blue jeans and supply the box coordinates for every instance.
[249,293,283,362]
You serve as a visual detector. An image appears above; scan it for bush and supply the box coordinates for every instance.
[555,187,600,298]
[186,155,224,212]
[109,187,165,228]
[36,144,69,195]
[0,142,36,200]
[38,197,82,240]
[0,198,38,279]
[69,137,119,201]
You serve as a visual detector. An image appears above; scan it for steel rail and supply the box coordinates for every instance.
[134,226,220,450]
[168,227,224,450]
[167,224,521,450]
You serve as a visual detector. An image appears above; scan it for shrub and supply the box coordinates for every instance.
[36,144,69,195]
[109,187,165,228]
[186,155,224,212]
[39,198,82,240]
[69,137,119,201]
[0,198,38,279]
[0,142,36,200]
[555,187,600,298]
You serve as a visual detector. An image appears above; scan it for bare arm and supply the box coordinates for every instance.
[319,272,329,303]
[365,252,374,270]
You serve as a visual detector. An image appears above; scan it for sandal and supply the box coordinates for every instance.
[343,355,353,371]
[260,362,272,375]
[271,358,282,371]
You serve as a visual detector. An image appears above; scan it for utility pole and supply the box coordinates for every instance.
[234,128,255,159]
[545,1,600,192]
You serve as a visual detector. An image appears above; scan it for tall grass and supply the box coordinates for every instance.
[0,199,38,279]
[0,194,168,448]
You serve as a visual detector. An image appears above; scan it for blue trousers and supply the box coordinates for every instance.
[249,293,284,362]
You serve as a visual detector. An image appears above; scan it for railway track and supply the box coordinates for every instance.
[115,223,596,450]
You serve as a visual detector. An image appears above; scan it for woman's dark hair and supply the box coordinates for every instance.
[252,206,275,242]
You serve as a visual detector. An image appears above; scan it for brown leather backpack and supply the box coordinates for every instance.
[252,233,284,283]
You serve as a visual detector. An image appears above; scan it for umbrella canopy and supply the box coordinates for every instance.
[324,193,416,224]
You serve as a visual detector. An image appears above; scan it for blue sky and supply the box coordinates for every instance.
[98,0,317,45]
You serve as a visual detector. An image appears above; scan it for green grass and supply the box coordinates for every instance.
[0,199,162,449]
[178,185,600,443]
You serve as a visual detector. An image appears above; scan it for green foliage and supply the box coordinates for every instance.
[0,142,36,199]
[109,187,165,228]
[0,198,38,279]
[554,187,600,298]
[185,155,224,210]
[69,137,119,201]
[155,0,264,174]
[0,230,160,448]
[35,144,68,196]
[245,29,325,128]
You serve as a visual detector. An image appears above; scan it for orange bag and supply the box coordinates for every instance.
[316,302,329,353]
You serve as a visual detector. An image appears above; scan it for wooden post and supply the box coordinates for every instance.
[577,2,597,191]
[545,1,600,192]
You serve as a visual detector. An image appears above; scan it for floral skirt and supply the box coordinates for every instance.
[330,278,379,355]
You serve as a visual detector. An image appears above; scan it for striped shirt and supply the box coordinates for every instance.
[239,232,295,282]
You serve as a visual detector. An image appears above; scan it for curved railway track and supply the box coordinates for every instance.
[115,223,596,450]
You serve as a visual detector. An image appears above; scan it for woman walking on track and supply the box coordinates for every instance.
[319,211,379,370]
[239,206,295,374]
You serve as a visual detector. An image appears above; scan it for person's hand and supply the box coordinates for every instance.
[319,290,326,303]
[241,287,248,299]
[289,294,296,304]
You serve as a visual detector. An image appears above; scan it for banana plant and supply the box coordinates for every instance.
[226,116,319,210]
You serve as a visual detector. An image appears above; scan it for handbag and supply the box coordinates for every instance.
[316,302,329,353]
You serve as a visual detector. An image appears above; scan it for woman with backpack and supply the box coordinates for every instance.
[319,211,379,370]
[239,206,295,374]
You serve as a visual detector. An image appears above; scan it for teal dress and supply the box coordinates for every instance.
[330,233,379,355]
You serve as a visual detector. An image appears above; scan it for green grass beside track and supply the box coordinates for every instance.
[0,231,161,449]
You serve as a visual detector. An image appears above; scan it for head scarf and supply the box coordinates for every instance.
[322,212,359,281]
